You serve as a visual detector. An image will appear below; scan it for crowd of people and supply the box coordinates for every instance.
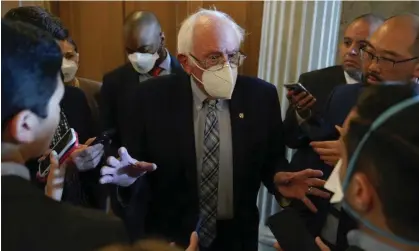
[1,5,418,251]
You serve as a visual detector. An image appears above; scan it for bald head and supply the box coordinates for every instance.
[124,11,161,31]
[385,13,419,55]
[123,11,164,56]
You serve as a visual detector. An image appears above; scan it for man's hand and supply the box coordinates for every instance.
[310,138,342,167]
[70,137,104,171]
[99,147,157,187]
[274,237,330,251]
[169,232,199,251]
[186,232,199,251]
[274,169,330,213]
[45,151,67,201]
[287,90,316,113]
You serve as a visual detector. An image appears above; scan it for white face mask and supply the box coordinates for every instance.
[61,58,78,83]
[193,64,238,99]
[128,52,159,74]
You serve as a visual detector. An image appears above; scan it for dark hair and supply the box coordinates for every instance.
[4,6,78,52]
[345,83,419,241]
[1,20,62,127]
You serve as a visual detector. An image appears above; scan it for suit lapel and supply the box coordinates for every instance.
[335,65,347,84]
[123,63,140,87]
[169,54,184,75]
[229,80,247,207]
[170,73,198,190]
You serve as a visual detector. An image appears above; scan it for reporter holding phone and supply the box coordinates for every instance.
[282,14,384,245]
[4,6,107,210]
[2,20,128,251]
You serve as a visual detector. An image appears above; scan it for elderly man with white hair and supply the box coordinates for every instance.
[100,8,329,251]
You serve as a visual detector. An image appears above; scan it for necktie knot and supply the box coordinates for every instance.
[205,99,218,110]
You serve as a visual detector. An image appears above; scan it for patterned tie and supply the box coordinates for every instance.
[198,99,220,247]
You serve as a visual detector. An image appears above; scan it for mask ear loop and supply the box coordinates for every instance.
[342,95,419,247]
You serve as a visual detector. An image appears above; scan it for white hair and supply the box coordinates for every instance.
[177,8,245,55]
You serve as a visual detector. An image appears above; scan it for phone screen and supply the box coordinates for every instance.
[267,209,320,251]
[38,129,77,177]
[284,83,308,94]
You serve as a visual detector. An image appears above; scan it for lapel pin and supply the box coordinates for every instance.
[239,113,244,119]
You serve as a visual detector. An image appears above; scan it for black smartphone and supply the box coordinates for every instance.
[38,128,78,178]
[267,209,320,251]
[284,83,309,94]
[90,129,116,146]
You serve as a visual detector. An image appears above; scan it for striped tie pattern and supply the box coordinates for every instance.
[198,99,220,247]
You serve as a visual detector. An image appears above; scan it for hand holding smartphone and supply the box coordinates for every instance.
[38,128,78,178]
[284,83,309,94]
[284,83,316,115]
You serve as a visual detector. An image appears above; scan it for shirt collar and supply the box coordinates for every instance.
[190,76,227,111]
[347,230,401,251]
[344,71,359,84]
[1,162,30,180]
[158,49,171,71]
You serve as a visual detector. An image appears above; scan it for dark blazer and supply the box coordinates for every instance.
[78,77,102,134]
[27,85,104,210]
[2,175,129,251]
[284,65,346,149]
[100,55,183,219]
[61,85,95,143]
[118,73,290,250]
[100,54,183,146]
[283,66,346,236]
[295,83,363,250]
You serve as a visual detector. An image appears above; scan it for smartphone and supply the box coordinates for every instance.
[267,209,320,251]
[90,129,116,146]
[284,83,309,94]
[38,128,79,178]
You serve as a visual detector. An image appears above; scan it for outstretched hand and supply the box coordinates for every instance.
[99,147,157,187]
[274,169,330,212]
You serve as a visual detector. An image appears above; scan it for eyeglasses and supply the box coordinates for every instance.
[360,47,419,69]
[190,51,247,71]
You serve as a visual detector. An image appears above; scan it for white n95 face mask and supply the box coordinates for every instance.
[61,58,78,83]
[128,52,159,74]
[194,64,238,99]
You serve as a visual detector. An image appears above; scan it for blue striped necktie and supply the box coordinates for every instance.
[198,99,220,247]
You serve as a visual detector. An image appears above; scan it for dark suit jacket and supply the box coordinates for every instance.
[283,66,346,236]
[298,83,363,250]
[2,174,129,251]
[78,77,102,134]
[27,85,104,210]
[100,55,183,148]
[100,55,183,220]
[284,65,346,149]
[118,73,290,250]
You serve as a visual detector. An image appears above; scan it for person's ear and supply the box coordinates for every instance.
[7,110,40,144]
[160,31,165,46]
[177,54,192,74]
[346,172,374,214]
